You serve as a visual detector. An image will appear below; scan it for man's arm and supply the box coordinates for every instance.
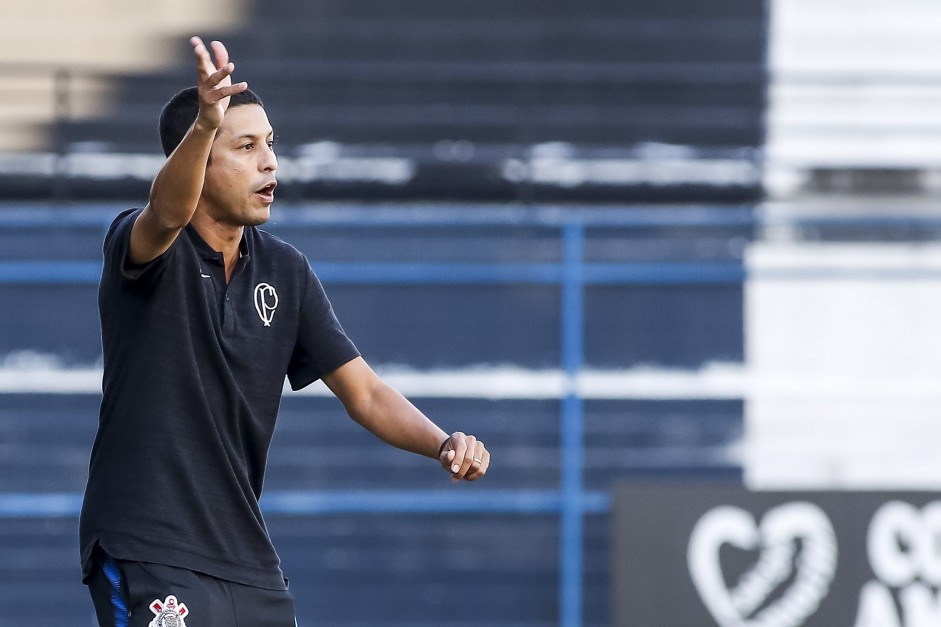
[129,37,247,264]
[323,357,490,482]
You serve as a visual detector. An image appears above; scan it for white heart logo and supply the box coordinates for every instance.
[688,502,838,627]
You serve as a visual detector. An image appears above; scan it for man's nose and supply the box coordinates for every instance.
[261,145,277,172]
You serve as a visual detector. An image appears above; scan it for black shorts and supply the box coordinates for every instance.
[87,551,297,627]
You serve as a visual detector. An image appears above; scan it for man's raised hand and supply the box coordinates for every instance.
[190,36,247,132]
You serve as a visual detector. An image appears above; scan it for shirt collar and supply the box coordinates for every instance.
[185,224,253,265]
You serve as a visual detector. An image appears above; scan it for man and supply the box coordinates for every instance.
[80,37,490,626]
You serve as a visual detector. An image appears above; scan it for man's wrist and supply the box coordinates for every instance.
[437,434,452,459]
[192,118,219,137]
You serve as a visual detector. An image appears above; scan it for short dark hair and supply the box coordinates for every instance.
[158,86,264,157]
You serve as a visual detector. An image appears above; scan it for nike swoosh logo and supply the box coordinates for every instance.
[200,273,211,278]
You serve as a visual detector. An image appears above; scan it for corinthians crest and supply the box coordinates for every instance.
[149,595,189,627]
[253,282,278,327]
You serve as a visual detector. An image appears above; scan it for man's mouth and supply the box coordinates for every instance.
[254,181,277,203]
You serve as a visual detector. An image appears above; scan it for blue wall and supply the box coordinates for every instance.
[0,203,747,626]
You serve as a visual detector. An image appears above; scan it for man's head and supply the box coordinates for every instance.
[160,86,278,227]
[158,86,264,157]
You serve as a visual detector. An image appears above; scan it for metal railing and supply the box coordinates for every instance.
[0,204,750,626]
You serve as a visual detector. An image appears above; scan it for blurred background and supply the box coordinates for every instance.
[1,0,940,625]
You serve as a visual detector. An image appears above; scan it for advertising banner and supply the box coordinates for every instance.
[613,485,941,627]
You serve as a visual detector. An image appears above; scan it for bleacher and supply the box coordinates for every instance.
[4,0,767,202]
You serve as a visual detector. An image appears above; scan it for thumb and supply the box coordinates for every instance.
[439,448,455,466]
[439,448,457,473]
[437,434,452,462]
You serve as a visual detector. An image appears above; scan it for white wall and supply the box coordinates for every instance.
[765,0,941,195]
[745,243,941,488]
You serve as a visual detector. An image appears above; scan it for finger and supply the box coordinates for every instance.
[202,82,248,107]
[190,36,217,78]
[439,448,454,472]
[210,40,230,70]
[464,440,490,481]
[212,81,248,99]
[454,434,478,479]
[464,444,490,481]
[448,432,467,476]
[469,441,485,470]
[200,62,233,89]
[203,63,247,97]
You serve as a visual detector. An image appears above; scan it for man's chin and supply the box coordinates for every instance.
[245,206,271,226]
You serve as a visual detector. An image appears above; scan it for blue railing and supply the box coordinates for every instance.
[0,204,751,627]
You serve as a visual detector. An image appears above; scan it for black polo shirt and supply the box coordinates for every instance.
[80,208,360,590]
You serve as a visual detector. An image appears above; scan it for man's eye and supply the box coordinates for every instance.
[267,140,275,149]
[241,143,254,150]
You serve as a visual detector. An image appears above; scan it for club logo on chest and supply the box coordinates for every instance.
[254,282,279,327]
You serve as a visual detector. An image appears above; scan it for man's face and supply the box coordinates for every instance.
[201,104,278,227]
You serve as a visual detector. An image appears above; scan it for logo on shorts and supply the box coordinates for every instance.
[149,595,189,627]
[254,282,279,327]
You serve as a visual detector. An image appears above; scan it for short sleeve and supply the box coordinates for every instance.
[102,207,176,284]
[286,260,360,390]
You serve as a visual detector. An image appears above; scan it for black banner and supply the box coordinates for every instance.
[612,485,941,627]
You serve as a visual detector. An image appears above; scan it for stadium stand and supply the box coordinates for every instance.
[2,0,767,202]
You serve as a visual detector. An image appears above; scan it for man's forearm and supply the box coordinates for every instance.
[148,122,216,229]
[347,381,448,459]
